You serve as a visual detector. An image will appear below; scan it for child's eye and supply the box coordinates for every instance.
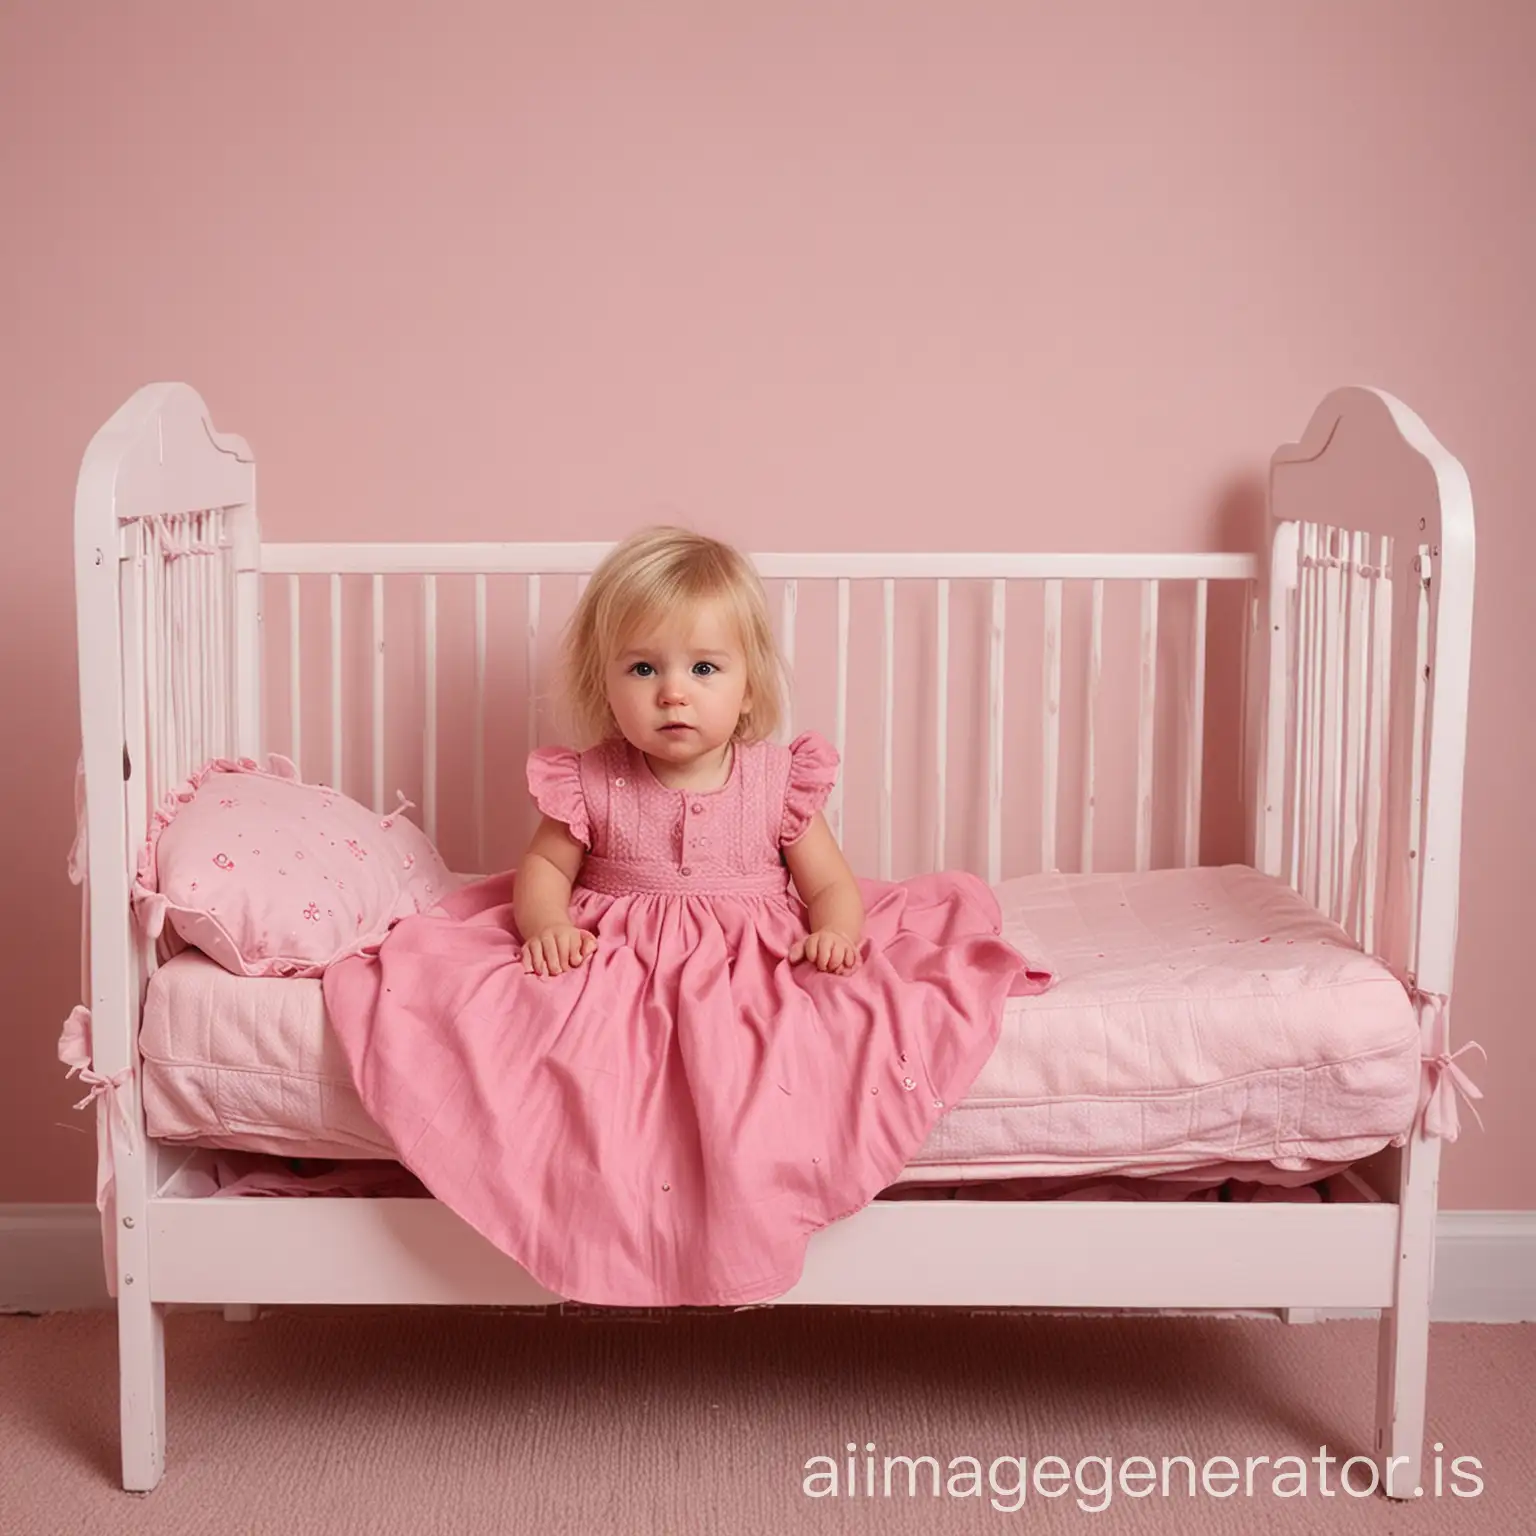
[629,662,655,677]
[691,662,717,676]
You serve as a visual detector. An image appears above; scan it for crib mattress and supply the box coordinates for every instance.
[138,865,1423,1181]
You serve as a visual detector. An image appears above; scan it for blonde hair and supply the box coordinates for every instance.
[560,526,785,746]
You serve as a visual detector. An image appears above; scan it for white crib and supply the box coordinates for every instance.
[69,382,1474,1496]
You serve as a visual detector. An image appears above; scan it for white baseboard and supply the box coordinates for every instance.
[1426,1211,1536,1323]
[3,1205,1533,1321]
[1,1205,112,1313]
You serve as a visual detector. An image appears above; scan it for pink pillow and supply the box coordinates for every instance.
[132,756,455,978]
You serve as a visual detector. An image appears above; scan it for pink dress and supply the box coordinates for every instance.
[322,731,1051,1307]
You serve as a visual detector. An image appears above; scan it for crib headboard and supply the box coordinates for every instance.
[1258,386,1475,999]
[73,383,260,1153]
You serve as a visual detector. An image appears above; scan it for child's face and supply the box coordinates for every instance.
[605,599,752,767]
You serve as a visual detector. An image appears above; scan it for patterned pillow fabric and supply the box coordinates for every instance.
[132,755,454,978]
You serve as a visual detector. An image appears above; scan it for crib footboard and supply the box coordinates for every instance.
[1258,386,1476,1500]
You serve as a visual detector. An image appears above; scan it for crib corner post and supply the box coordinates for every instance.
[119,1284,168,1492]
[1373,1124,1441,1500]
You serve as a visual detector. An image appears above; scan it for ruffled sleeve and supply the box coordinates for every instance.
[779,731,840,845]
[526,747,590,848]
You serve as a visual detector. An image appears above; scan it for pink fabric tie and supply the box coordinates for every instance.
[148,514,222,560]
[1413,990,1485,1141]
[58,1005,135,1147]
[379,791,416,830]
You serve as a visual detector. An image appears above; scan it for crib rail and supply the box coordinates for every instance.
[252,546,1257,884]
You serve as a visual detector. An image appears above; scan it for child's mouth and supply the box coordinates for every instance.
[660,723,693,733]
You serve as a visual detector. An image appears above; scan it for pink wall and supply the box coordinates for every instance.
[3,1,1532,1208]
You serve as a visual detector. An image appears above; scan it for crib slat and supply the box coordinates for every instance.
[474,574,487,873]
[194,522,207,767]
[212,513,226,759]
[330,573,343,792]
[185,518,200,772]
[1360,536,1389,952]
[165,531,179,786]
[424,574,438,846]
[1237,581,1250,806]
[1318,531,1344,917]
[934,578,949,873]
[780,580,797,743]
[1081,578,1103,874]
[988,579,1005,886]
[121,526,151,872]
[157,533,173,792]
[212,514,229,760]
[201,517,215,766]
[288,575,302,774]
[1335,534,1361,928]
[176,534,192,785]
[1304,529,1327,907]
[164,529,178,787]
[1404,543,1432,980]
[233,519,262,763]
[201,517,215,760]
[193,518,208,770]
[1136,579,1159,872]
[199,516,212,767]
[208,515,221,761]
[1309,529,1329,907]
[832,577,849,842]
[174,528,188,784]
[1183,577,1208,868]
[1338,536,1363,939]
[526,573,541,760]
[1290,529,1314,892]
[224,513,238,760]
[144,532,162,799]
[372,574,385,814]
[1352,532,1381,941]
[1041,579,1062,873]
[212,516,226,760]
[166,525,179,783]
[231,516,243,761]
[1296,525,1320,897]
[880,579,894,880]
[1260,525,1299,881]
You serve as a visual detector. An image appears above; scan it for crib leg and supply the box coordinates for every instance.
[119,1287,167,1492]
[223,1304,259,1323]
[1374,1130,1440,1501]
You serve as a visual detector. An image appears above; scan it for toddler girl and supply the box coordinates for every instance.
[515,525,863,981]
[324,527,1051,1308]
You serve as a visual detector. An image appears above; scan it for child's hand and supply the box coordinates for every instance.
[789,929,860,975]
[522,924,597,977]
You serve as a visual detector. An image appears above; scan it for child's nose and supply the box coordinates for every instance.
[658,673,688,703]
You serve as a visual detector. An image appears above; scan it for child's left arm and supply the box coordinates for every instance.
[784,812,864,974]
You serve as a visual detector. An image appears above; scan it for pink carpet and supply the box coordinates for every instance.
[2,1307,1530,1533]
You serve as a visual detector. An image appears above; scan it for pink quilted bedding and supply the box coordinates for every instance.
[138,865,1421,1180]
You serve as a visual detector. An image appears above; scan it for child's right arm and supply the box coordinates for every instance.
[514,816,597,977]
